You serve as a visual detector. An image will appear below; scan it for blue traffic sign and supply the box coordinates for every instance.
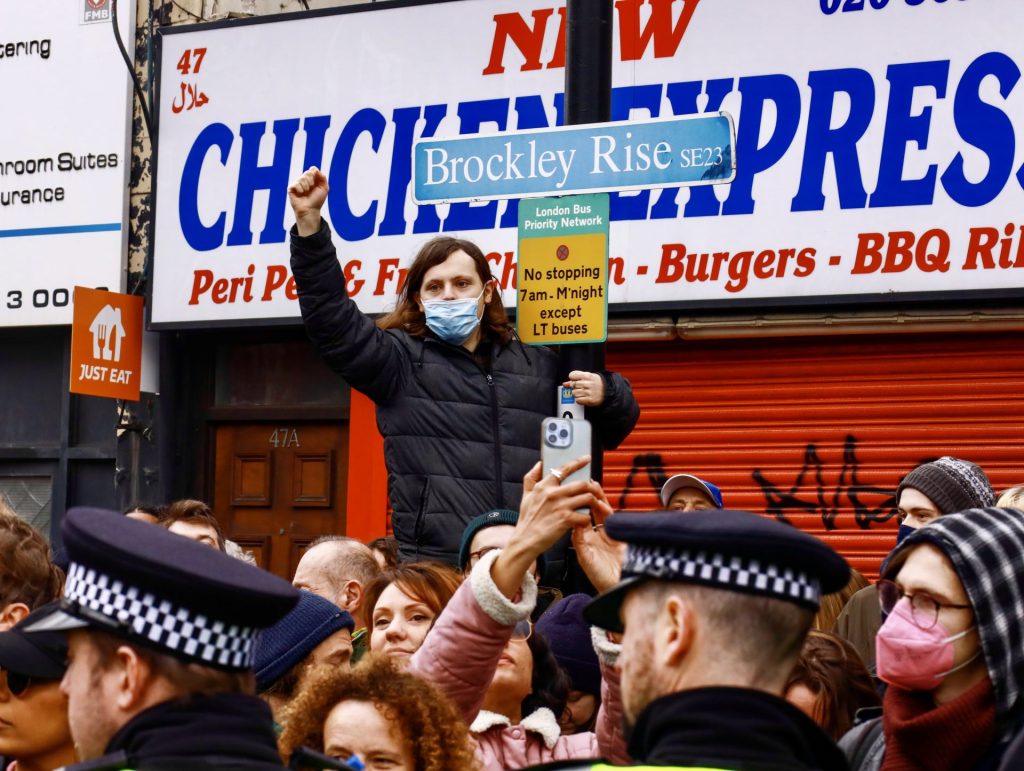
[413,113,735,204]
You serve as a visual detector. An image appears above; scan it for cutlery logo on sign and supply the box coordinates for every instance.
[70,288,143,401]
[89,305,126,362]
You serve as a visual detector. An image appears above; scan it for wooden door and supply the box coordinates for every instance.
[212,422,348,579]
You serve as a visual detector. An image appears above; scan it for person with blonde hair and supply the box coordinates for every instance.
[279,653,479,771]
[997,485,1024,508]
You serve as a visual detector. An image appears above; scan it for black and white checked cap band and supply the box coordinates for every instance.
[24,507,298,666]
[624,544,821,606]
[583,510,849,632]
[60,561,256,669]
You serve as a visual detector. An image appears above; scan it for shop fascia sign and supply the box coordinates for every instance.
[152,0,1024,327]
[0,3,133,328]
[412,114,735,203]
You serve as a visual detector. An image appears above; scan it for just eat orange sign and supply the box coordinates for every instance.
[70,287,144,401]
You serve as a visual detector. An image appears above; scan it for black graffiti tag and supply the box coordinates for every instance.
[617,453,669,510]
[617,437,898,530]
[753,435,897,530]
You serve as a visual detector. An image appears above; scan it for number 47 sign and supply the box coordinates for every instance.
[172,47,209,114]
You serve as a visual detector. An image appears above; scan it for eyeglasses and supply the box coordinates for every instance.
[1,668,35,698]
[510,619,533,642]
[468,545,501,566]
[877,579,972,630]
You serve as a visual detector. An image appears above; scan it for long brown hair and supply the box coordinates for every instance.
[279,653,479,770]
[362,562,463,649]
[376,237,512,343]
[813,567,870,633]
[785,630,880,740]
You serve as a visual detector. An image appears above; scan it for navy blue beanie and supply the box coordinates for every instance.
[536,593,601,697]
[253,590,354,692]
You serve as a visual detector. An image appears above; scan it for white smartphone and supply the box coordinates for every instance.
[541,417,592,487]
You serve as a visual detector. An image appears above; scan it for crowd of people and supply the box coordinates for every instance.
[0,452,1023,770]
[0,176,1021,770]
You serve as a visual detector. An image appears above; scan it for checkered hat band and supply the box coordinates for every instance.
[624,545,821,606]
[64,562,255,669]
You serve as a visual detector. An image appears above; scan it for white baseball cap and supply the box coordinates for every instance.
[660,474,724,508]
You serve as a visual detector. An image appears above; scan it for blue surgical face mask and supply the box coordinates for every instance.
[423,290,484,345]
[896,523,917,546]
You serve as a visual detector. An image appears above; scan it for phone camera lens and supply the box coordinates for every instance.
[558,428,569,439]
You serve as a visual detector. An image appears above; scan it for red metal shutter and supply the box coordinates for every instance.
[605,331,1024,580]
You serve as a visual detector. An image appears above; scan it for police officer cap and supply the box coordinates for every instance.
[585,510,849,632]
[28,507,299,671]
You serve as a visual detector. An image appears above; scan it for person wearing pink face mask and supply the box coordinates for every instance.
[840,507,1024,771]
[834,456,995,676]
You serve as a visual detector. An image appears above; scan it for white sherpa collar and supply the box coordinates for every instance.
[470,709,511,734]
[470,707,561,749]
[470,547,538,626]
[521,707,561,748]
[590,624,622,666]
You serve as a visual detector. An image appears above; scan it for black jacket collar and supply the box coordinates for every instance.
[628,687,850,771]
[74,692,285,770]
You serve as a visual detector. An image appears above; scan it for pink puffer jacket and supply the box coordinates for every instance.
[409,550,629,770]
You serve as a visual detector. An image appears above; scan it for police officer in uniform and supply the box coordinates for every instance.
[28,507,299,770]
[531,509,852,771]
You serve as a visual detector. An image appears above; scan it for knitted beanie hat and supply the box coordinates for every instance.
[457,509,547,579]
[458,509,519,568]
[536,593,601,697]
[253,590,354,692]
[896,456,995,515]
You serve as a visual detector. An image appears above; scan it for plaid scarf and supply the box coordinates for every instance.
[886,507,1024,741]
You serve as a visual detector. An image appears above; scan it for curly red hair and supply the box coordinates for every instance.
[278,653,478,771]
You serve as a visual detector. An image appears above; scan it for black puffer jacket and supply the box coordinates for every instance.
[291,223,640,563]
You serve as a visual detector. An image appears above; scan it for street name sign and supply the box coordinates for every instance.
[517,193,609,345]
[414,114,735,203]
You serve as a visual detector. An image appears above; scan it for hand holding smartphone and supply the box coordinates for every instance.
[541,417,592,493]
